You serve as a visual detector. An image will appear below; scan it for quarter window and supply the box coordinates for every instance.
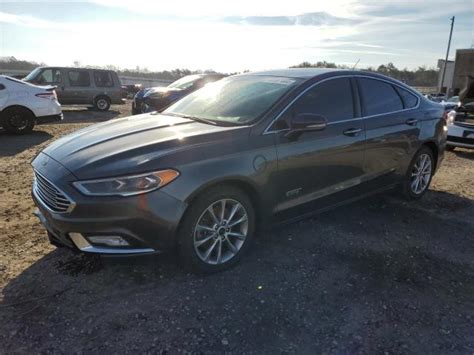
[395,86,418,108]
[68,70,91,87]
[94,71,114,87]
[292,78,354,122]
[358,78,403,116]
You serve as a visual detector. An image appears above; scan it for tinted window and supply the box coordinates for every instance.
[94,71,114,87]
[292,78,354,122]
[395,86,418,108]
[36,69,62,84]
[68,70,90,87]
[358,78,403,116]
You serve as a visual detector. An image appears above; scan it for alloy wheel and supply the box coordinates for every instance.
[9,111,28,130]
[410,153,432,194]
[193,199,248,265]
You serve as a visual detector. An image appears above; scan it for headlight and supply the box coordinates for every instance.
[72,170,179,196]
[446,110,456,125]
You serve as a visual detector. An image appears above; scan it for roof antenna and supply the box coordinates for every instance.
[352,59,360,70]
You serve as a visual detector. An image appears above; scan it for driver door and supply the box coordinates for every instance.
[271,77,366,214]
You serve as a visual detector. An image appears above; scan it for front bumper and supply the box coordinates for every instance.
[447,122,474,149]
[31,153,187,255]
[131,101,144,115]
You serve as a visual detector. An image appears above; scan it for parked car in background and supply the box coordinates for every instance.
[440,95,460,111]
[24,67,126,111]
[32,69,446,273]
[131,87,153,115]
[426,92,446,103]
[446,80,474,151]
[121,84,142,99]
[446,109,474,151]
[132,74,225,115]
[0,75,62,134]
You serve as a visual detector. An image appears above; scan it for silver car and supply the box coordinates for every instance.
[24,67,125,111]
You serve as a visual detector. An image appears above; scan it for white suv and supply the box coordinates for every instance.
[0,75,62,134]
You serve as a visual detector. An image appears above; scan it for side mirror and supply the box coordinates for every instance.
[285,113,327,138]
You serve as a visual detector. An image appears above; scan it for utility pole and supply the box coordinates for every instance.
[440,16,455,94]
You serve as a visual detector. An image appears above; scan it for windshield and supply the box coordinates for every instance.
[24,67,42,81]
[167,75,202,90]
[163,75,299,124]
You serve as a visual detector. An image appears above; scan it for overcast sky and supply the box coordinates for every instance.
[0,0,473,72]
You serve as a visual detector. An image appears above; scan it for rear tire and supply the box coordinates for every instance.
[94,96,111,112]
[401,146,435,200]
[2,107,35,134]
[178,185,255,273]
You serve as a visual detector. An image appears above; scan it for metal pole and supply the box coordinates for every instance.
[440,16,455,94]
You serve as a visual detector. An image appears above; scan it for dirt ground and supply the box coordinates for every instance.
[0,102,473,353]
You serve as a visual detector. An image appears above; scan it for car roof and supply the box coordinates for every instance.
[247,68,343,79]
[240,68,421,96]
[35,66,114,72]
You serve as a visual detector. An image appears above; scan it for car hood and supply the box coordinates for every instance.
[40,113,247,180]
[145,86,183,97]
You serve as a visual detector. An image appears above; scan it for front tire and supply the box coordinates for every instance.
[178,185,255,273]
[401,146,435,200]
[2,107,35,134]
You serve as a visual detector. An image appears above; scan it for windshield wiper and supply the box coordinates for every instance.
[166,113,217,125]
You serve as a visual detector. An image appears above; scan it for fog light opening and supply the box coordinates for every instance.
[87,236,130,247]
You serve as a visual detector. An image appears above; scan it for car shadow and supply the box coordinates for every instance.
[1,191,473,353]
[56,107,124,124]
[453,148,474,160]
[0,129,53,157]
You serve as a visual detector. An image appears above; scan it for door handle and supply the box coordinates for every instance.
[405,118,418,126]
[343,128,362,136]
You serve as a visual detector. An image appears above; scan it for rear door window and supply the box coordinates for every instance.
[68,70,91,87]
[94,71,114,87]
[358,77,403,116]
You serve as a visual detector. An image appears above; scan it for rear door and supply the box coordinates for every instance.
[272,76,366,213]
[357,76,421,186]
[63,69,92,104]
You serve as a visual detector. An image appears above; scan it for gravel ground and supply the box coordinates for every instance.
[0,102,473,353]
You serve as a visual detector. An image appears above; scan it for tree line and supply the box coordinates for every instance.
[1,57,438,87]
[290,61,438,87]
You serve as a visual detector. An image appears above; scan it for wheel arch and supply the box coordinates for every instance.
[93,94,111,104]
[182,177,263,224]
[421,140,439,170]
[1,105,36,124]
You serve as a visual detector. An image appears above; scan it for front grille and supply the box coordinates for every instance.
[34,172,74,213]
